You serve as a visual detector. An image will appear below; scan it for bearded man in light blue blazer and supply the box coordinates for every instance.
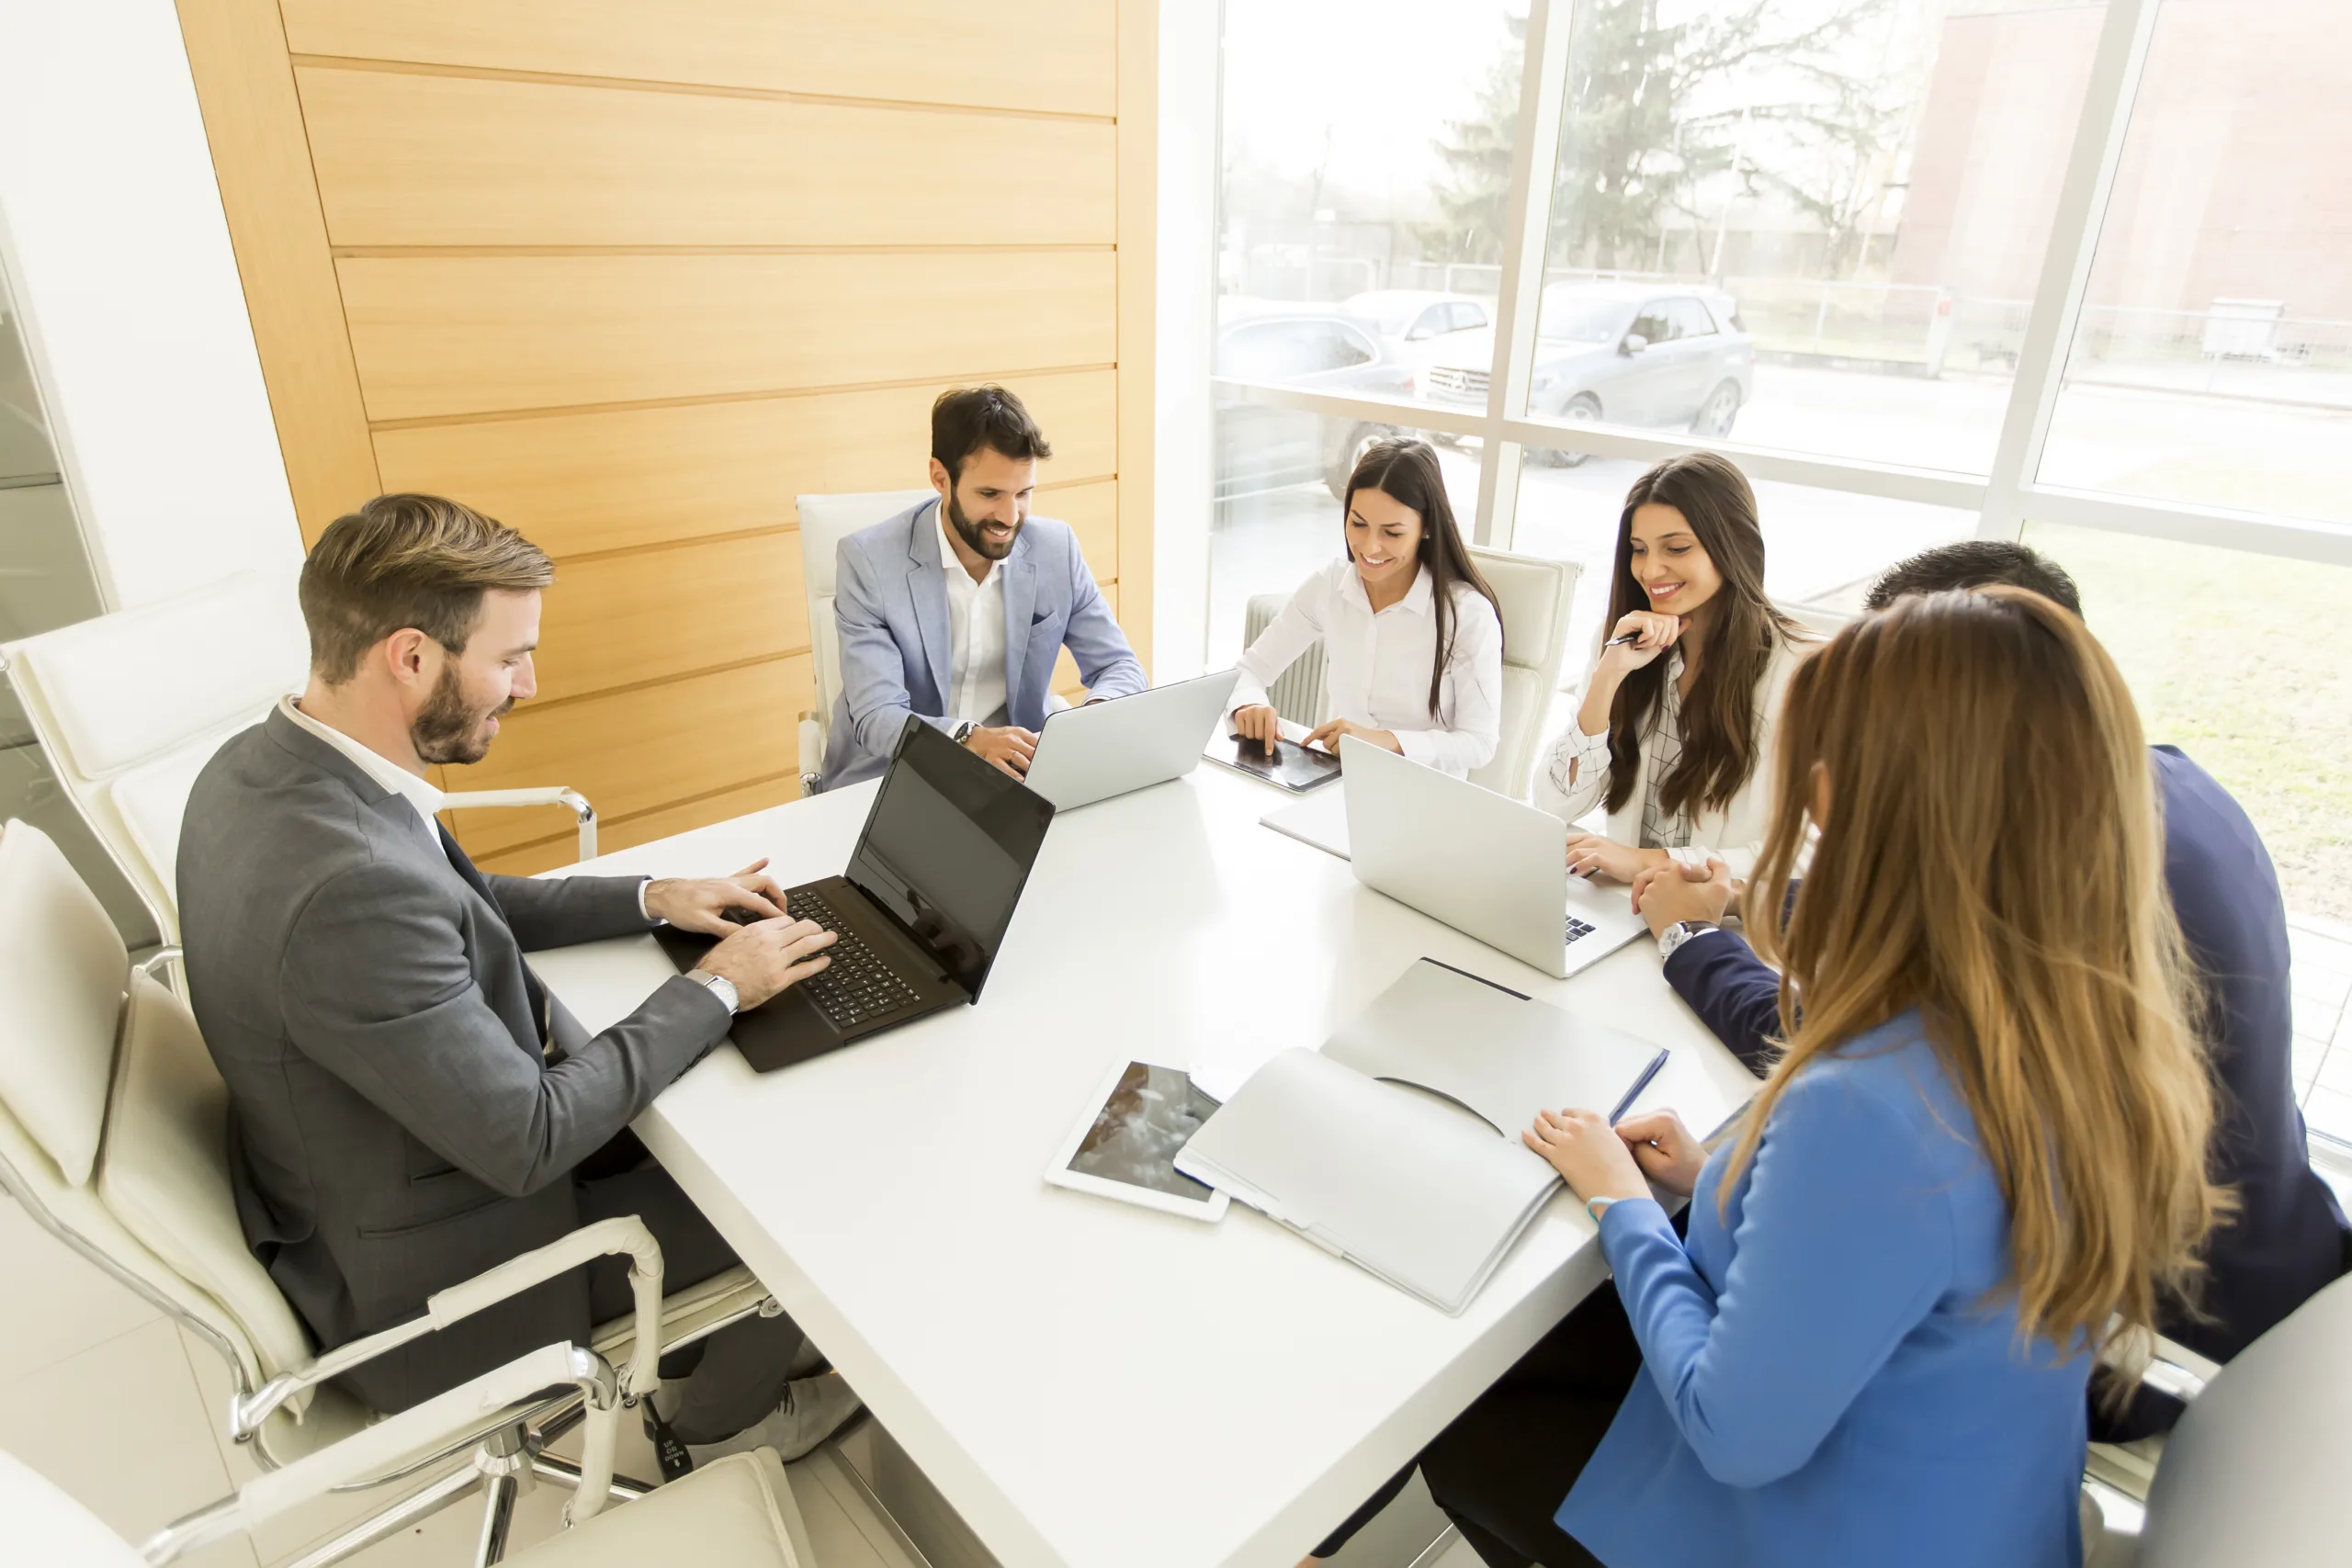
[821,385,1146,788]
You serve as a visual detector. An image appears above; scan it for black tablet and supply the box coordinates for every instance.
[1204,730,1343,793]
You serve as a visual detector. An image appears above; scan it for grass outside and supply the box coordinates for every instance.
[2023,523,2352,924]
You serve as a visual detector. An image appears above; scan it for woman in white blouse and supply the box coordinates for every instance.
[1231,439,1504,777]
[1535,451,1808,879]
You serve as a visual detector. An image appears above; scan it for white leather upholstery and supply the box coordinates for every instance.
[2,569,307,940]
[2128,1271,2352,1566]
[0,1447,147,1568]
[0,819,130,1185]
[795,490,936,746]
[100,972,316,1394]
[1466,549,1579,801]
[504,1450,815,1568]
[1242,592,1331,729]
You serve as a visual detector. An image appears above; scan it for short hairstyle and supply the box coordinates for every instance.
[300,494,553,682]
[1864,539,2083,618]
[931,385,1053,485]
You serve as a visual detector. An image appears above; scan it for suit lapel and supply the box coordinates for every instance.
[906,501,954,706]
[1001,547,1037,717]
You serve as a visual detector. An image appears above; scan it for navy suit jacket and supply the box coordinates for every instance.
[1665,746,2347,1386]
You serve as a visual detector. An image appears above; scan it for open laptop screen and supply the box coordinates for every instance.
[846,721,1056,998]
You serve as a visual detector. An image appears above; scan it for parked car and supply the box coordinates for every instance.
[1419,282,1754,464]
[1339,289,1493,369]
[1213,307,1415,500]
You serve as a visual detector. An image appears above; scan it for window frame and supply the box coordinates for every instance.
[1207,0,2352,572]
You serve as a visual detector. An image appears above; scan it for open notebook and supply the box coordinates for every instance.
[1175,959,1668,1314]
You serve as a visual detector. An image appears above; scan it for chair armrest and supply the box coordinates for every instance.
[232,1216,666,1439]
[146,1342,618,1564]
[442,786,598,863]
[797,713,824,796]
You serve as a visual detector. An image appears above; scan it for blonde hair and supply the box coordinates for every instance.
[1736,587,2226,1354]
[300,494,553,682]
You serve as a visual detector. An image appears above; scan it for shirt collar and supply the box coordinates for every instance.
[278,694,447,833]
[1340,558,1435,617]
[935,501,1001,592]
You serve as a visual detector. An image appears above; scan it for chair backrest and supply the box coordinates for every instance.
[0,818,322,1438]
[0,1447,146,1568]
[795,491,937,745]
[2135,1270,2352,1565]
[1466,549,1578,800]
[1242,592,1331,729]
[0,570,309,942]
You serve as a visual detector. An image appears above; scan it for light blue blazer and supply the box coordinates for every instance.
[821,499,1146,788]
[1561,1012,2092,1568]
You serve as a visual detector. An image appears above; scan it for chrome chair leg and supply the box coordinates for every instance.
[532,1451,657,1502]
[474,1471,519,1567]
[282,1464,481,1568]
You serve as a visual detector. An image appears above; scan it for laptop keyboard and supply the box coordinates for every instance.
[1566,914,1598,945]
[786,888,922,1029]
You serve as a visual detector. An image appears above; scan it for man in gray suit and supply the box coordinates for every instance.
[180,494,860,1464]
[821,385,1147,787]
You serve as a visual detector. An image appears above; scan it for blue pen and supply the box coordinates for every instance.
[1607,1049,1669,1124]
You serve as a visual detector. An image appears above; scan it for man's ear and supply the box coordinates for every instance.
[380,627,435,689]
[928,457,953,499]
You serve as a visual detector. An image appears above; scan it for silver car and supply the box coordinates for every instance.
[1420,282,1755,465]
[1214,308,1416,500]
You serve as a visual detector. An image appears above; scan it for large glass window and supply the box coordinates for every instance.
[2039,0,2352,525]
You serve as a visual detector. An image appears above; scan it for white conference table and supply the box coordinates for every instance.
[530,761,1757,1568]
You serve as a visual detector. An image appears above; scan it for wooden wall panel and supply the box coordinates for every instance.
[444,654,812,858]
[1046,479,1119,583]
[297,67,1115,249]
[372,369,1117,559]
[279,0,1118,118]
[474,773,805,877]
[534,535,807,706]
[174,0,379,537]
[339,251,1118,421]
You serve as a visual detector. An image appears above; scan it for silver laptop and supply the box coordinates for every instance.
[1339,736,1647,979]
[1022,669,1243,811]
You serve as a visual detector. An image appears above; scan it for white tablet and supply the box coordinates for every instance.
[1045,1060,1230,1222]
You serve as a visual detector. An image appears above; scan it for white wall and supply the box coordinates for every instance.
[0,1,301,612]
[1150,0,1221,680]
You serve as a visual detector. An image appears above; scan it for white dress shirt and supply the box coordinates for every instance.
[936,501,1009,725]
[1229,557,1503,777]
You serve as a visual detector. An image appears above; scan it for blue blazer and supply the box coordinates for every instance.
[1562,1015,2091,1568]
[1663,745,2349,1377]
[820,499,1146,788]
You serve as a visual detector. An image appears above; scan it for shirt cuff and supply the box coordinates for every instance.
[638,878,660,926]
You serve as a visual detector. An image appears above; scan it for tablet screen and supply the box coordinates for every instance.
[1068,1063,1222,1202]
[1209,731,1343,792]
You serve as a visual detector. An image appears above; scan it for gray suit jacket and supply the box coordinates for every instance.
[820,500,1146,787]
[178,709,730,1410]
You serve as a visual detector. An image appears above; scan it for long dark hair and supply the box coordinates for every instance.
[1342,439,1501,723]
[1603,451,1801,816]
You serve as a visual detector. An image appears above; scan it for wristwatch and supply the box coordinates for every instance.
[951,718,978,745]
[684,970,740,1015]
[1656,919,1719,964]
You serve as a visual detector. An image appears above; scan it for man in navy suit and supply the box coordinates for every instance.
[1634,540,2349,1438]
[820,386,1145,788]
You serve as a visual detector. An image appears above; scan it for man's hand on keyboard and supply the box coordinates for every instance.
[645,858,791,935]
[695,917,837,1010]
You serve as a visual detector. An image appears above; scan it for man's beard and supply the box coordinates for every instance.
[411,663,513,767]
[945,491,1019,562]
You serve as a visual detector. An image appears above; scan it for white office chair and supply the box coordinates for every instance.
[1465,548,1577,801]
[0,1407,820,1567]
[794,491,937,794]
[2080,1273,2352,1567]
[0,570,599,950]
[0,817,781,1566]
[1239,592,1332,731]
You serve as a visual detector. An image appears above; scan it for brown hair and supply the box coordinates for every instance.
[300,494,553,682]
[1738,587,2226,1355]
[932,385,1054,485]
[1602,452,1800,815]
[1341,439,1501,723]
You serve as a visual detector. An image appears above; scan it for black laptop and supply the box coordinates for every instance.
[654,719,1056,1072]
